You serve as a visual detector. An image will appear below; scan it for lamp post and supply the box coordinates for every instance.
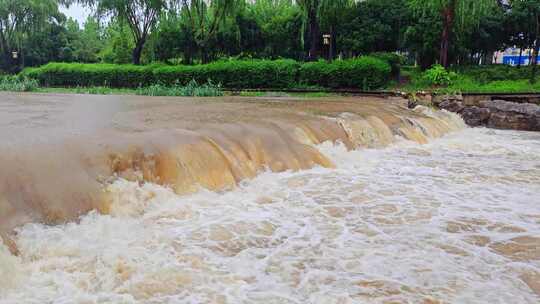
[322,34,332,61]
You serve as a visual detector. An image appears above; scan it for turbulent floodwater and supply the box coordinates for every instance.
[1,127,539,304]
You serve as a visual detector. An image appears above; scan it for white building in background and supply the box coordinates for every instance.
[493,48,538,65]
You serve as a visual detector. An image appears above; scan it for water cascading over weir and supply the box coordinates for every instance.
[0,94,465,255]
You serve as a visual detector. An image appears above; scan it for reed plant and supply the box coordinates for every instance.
[135,80,223,97]
[0,76,39,92]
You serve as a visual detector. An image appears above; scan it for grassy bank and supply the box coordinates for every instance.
[0,76,225,97]
[398,65,540,94]
[0,74,335,98]
[6,62,540,96]
[33,87,336,98]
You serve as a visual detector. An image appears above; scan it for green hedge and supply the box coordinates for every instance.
[21,57,392,90]
[21,63,155,88]
[299,57,391,90]
[153,59,299,88]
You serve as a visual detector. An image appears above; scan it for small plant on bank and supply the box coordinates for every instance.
[421,64,457,86]
[74,86,115,95]
[136,79,223,97]
[0,76,39,92]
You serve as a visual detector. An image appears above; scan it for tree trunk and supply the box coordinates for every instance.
[329,25,335,61]
[184,47,192,65]
[1,48,10,71]
[307,4,321,61]
[531,15,540,83]
[419,52,435,70]
[201,45,210,64]
[0,35,19,73]
[440,1,456,68]
[518,48,523,68]
[132,39,145,65]
[531,44,539,83]
[485,51,494,65]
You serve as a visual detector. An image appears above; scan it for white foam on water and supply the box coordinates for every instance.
[0,243,21,295]
[1,128,539,303]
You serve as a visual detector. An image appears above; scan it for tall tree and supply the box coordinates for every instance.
[78,0,166,64]
[505,1,528,67]
[0,0,64,72]
[100,20,134,63]
[297,0,321,60]
[340,0,410,56]
[67,16,105,62]
[297,0,351,60]
[405,7,441,69]
[23,14,71,66]
[319,0,351,59]
[459,4,506,65]
[169,0,239,63]
[241,0,302,59]
[410,0,494,67]
[508,0,540,81]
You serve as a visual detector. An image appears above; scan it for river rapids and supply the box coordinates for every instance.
[0,95,539,303]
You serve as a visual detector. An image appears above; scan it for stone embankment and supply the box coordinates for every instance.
[411,94,540,131]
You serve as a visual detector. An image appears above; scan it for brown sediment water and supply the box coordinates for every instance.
[1,93,539,303]
[0,93,462,241]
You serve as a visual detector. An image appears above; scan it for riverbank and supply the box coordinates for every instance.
[32,86,337,98]
[7,62,540,97]
[396,65,540,94]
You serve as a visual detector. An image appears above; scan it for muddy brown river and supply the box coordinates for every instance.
[0,93,538,303]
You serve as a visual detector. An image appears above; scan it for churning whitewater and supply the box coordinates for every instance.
[1,118,539,303]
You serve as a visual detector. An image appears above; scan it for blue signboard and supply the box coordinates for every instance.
[503,55,539,65]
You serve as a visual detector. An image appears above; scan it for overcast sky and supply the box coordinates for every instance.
[60,4,91,26]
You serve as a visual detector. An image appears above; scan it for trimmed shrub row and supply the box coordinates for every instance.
[22,64,155,88]
[154,59,299,89]
[299,57,391,89]
[22,57,392,90]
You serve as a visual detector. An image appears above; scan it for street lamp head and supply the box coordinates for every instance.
[12,51,18,59]
[323,34,331,46]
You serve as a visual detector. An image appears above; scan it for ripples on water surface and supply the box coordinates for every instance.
[1,128,539,304]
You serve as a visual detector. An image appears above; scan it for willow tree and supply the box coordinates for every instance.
[297,0,350,60]
[410,0,494,67]
[78,0,167,64]
[297,0,320,60]
[319,0,351,59]
[0,0,63,72]
[169,0,239,63]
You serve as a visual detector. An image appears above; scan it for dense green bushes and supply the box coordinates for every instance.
[299,57,391,90]
[370,52,404,78]
[22,57,392,90]
[153,60,299,88]
[22,63,154,88]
